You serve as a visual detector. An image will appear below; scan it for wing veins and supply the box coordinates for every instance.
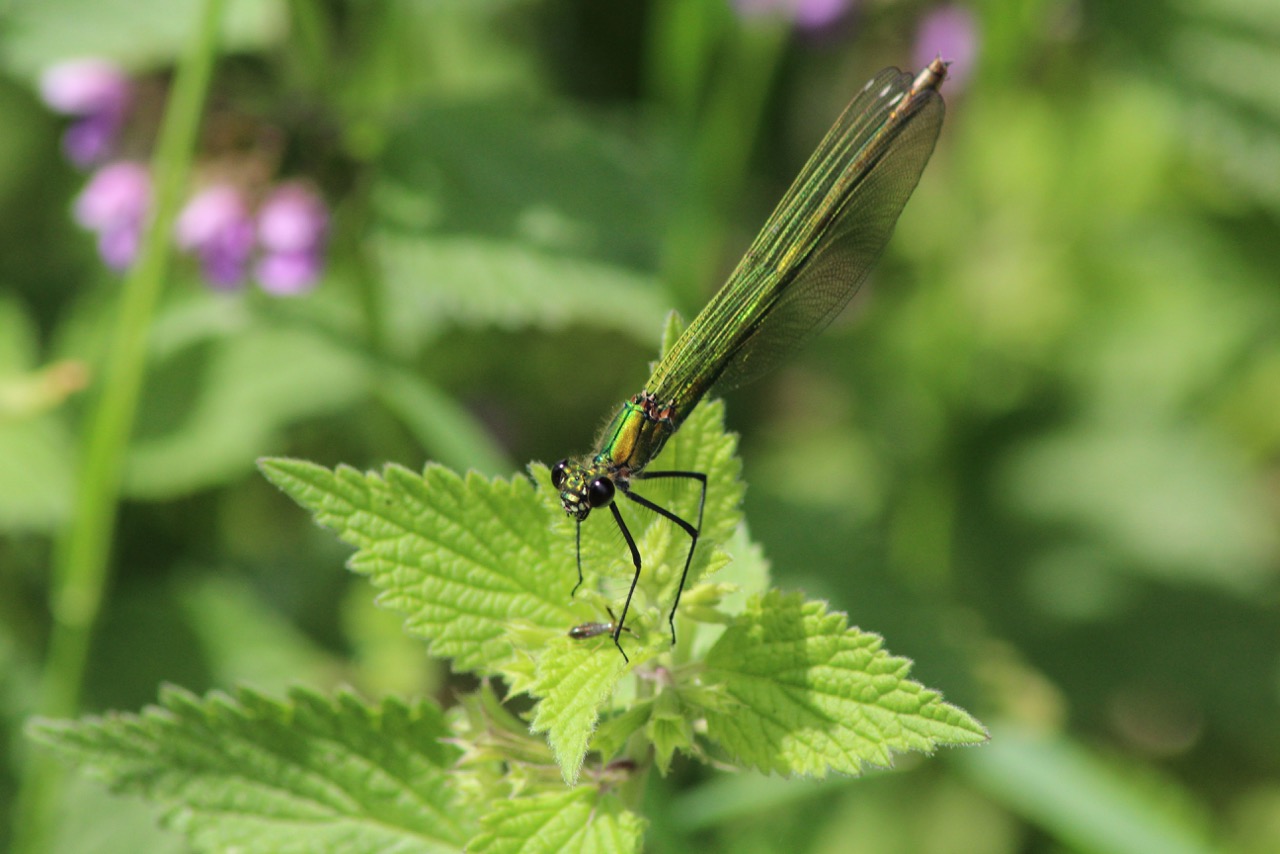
[647,68,945,409]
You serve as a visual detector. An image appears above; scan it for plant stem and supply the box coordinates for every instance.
[645,2,790,314]
[12,2,226,850]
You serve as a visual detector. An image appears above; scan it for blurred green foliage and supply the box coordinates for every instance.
[1,0,1278,851]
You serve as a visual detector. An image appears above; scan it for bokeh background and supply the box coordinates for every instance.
[2,0,1279,851]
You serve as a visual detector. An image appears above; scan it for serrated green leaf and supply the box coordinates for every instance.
[259,369,745,685]
[28,686,468,853]
[702,591,987,777]
[254,315,749,788]
[528,638,631,784]
[467,787,644,854]
[260,458,578,674]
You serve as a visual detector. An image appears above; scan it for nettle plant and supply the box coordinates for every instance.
[32,319,986,852]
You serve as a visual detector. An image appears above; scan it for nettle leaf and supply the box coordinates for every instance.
[261,375,749,786]
[467,786,644,854]
[28,686,468,853]
[260,459,578,674]
[529,639,630,783]
[701,591,988,777]
[523,386,747,781]
[260,376,743,687]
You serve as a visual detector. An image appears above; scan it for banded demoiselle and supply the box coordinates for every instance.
[552,59,949,662]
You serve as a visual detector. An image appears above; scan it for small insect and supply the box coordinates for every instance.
[568,607,631,642]
[552,59,949,661]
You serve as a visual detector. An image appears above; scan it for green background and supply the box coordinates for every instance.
[1,0,1278,851]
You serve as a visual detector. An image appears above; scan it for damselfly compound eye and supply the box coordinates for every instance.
[587,477,615,508]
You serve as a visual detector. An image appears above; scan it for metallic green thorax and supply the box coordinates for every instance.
[555,392,676,520]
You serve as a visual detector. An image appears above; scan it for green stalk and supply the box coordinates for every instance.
[645,1,791,313]
[13,1,226,850]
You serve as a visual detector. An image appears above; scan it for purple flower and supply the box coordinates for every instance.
[255,251,324,296]
[914,6,979,90]
[257,183,328,253]
[62,112,123,166]
[200,232,256,289]
[74,161,149,230]
[176,185,256,289]
[40,59,132,168]
[97,225,141,271]
[73,161,151,270]
[731,0,853,31]
[40,59,131,115]
[255,183,328,295]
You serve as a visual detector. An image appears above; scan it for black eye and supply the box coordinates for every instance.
[551,460,570,489]
[587,477,615,508]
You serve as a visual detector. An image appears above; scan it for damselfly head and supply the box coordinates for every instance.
[551,458,615,521]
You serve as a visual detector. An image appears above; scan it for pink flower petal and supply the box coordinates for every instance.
[74,161,150,231]
[40,59,131,116]
[257,183,328,253]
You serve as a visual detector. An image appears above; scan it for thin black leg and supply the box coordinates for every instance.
[607,502,641,663]
[570,521,584,596]
[628,469,707,646]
